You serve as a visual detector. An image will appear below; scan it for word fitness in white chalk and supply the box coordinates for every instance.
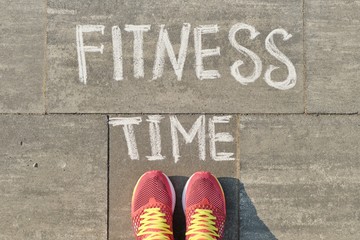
[109,115,235,163]
[76,23,297,90]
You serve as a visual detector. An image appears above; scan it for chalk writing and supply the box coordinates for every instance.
[170,115,206,163]
[76,23,297,89]
[146,115,165,161]
[124,25,151,79]
[229,23,262,85]
[264,28,297,90]
[110,117,142,160]
[109,115,235,163]
[194,25,221,80]
[153,23,191,81]
[76,25,105,84]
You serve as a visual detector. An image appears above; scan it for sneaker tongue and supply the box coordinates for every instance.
[200,198,210,205]
[149,197,157,205]
[188,198,212,211]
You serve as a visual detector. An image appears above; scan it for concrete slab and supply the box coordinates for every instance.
[0,0,45,113]
[305,0,360,113]
[0,115,107,239]
[109,114,240,239]
[240,115,360,239]
[47,0,303,113]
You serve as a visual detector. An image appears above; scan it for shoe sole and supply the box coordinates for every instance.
[132,170,176,212]
[182,172,225,214]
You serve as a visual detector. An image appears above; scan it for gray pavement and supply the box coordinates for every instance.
[306,0,360,113]
[47,0,303,113]
[240,115,360,240]
[1,0,360,240]
[0,115,107,239]
[109,115,239,239]
[0,0,45,113]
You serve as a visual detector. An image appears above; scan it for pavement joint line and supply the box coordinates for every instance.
[236,114,241,180]
[302,0,308,114]
[106,115,110,240]
[236,115,241,239]
[0,112,358,116]
[43,0,48,114]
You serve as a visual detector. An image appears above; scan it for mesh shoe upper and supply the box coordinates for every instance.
[131,170,175,240]
[183,172,226,240]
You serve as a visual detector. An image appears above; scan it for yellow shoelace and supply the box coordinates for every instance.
[137,208,172,240]
[186,209,220,240]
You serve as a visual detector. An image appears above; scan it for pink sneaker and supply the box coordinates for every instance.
[182,171,226,240]
[131,170,176,240]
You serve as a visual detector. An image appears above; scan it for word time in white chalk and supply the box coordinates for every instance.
[77,23,297,90]
[109,115,236,163]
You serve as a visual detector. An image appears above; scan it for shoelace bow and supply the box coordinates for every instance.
[186,209,220,240]
[138,208,172,240]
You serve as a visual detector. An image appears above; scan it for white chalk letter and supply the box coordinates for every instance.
[76,25,105,84]
[194,25,221,80]
[264,28,297,90]
[170,115,206,163]
[112,26,123,81]
[125,25,151,78]
[209,116,235,161]
[109,117,142,160]
[146,115,165,161]
[152,23,191,81]
[229,23,262,85]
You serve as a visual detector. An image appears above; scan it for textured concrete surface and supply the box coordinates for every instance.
[109,114,240,239]
[240,115,360,240]
[1,0,360,240]
[240,181,277,240]
[47,0,303,113]
[0,0,45,113]
[306,0,360,113]
[0,115,107,239]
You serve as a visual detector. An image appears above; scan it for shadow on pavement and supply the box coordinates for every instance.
[239,181,277,240]
[169,176,277,240]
